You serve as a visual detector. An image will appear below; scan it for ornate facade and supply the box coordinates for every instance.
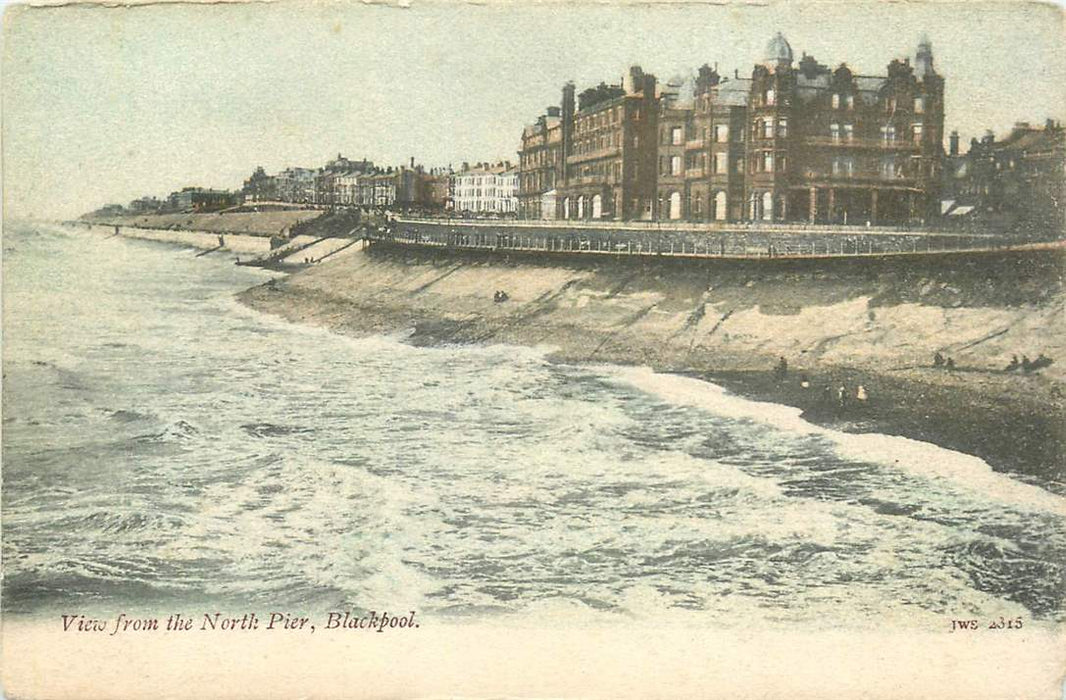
[517,33,945,225]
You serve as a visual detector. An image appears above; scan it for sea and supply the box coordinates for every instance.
[3,221,1064,629]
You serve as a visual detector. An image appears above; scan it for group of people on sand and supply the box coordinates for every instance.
[932,352,957,370]
[775,357,869,410]
[1004,353,1054,372]
[933,351,1055,373]
[493,290,510,303]
[818,380,868,409]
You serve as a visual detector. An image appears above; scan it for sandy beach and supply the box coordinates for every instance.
[236,240,1065,489]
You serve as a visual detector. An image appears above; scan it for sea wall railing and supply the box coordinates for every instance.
[370,218,1006,259]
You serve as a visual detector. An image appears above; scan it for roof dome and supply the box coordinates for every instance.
[765,32,793,65]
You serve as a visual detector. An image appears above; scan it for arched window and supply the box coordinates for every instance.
[592,194,602,219]
[761,191,773,221]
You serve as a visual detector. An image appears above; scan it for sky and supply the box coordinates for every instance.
[3,0,1064,219]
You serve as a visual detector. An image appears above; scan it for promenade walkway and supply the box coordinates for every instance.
[373,217,1020,260]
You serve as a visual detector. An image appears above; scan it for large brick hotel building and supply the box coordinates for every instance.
[517,34,945,225]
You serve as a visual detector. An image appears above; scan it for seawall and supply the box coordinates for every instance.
[83,222,274,255]
[84,209,322,237]
[238,241,1066,485]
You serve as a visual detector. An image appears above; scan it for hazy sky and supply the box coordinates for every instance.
[3,0,1064,219]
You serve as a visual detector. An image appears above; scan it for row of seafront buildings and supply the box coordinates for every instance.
[100,156,520,218]
[91,32,1062,232]
[241,155,519,215]
[516,33,946,226]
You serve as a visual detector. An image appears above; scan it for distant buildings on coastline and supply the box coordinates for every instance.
[84,31,1064,233]
[942,120,1065,233]
[452,162,518,215]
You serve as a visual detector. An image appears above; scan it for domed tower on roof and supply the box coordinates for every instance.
[764,32,793,67]
[916,33,935,78]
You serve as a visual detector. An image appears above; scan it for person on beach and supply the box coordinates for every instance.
[837,385,848,409]
[946,357,956,370]
[822,385,832,405]
[933,352,945,368]
[856,385,868,402]
[1032,353,1054,370]
[774,356,788,379]
[1005,355,1021,371]
[1022,355,1032,371]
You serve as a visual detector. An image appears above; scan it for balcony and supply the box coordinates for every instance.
[800,171,919,187]
[803,137,921,151]
[567,175,620,187]
[567,147,622,165]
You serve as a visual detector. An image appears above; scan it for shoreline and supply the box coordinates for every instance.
[77,222,1061,491]
[236,254,1065,491]
[696,367,1065,493]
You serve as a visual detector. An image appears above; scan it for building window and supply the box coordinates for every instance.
[846,94,855,110]
[714,124,729,143]
[778,155,787,173]
[830,123,841,141]
[880,125,896,143]
[912,124,923,142]
[832,156,854,177]
[881,157,897,179]
[762,152,774,173]
[734,158,745,174]
[763,120,774,139]
[670,156,682,175]
[832,93,840,109]
[777,118,788,138]
[671,126,683,145]
[765,89,775,106]
[914,96,925,114]
[714,152,728,174]
[844,123,854,141]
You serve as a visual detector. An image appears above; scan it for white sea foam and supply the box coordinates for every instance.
[606,365,1066,516]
